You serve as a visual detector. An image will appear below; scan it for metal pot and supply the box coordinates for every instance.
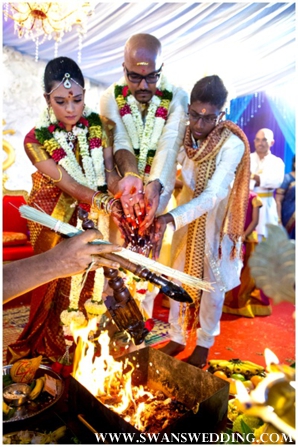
[3,383,31,407]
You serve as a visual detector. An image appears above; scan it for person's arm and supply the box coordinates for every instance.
[243,206,260,240]
[25,135,118,213]
[100,84,144,219]
[150,135,245,259]
[148,87,188,190]
[3,230,122,303]
[170,135,245,231]
[139,87,188,229]
[275,174,289,223]
[144,88,188,220]
[150,213,175,259]
[275,189,285,223]
[102,145,122,195]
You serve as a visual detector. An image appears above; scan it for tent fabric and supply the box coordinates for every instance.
[2,2,296,97]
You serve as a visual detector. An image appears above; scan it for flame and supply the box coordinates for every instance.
[235,349,296,440]
[264,348,280,371]
[71,317,158,426]
[72,318,135,413]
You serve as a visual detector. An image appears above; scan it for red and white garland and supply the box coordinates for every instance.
[114,75,173,182]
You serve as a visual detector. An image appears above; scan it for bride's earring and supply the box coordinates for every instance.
[83,104,87,117]
[48,105,56,124]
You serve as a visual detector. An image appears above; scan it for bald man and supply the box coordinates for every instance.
[100,33,188,230]
[250,128,285,240]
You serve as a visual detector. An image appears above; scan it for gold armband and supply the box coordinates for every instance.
[43,165,63,183]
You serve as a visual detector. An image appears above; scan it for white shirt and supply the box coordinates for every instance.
[99,76,188,214]
[250,151,285,237]
[169,133,245,291]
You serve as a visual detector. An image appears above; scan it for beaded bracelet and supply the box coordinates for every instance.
[124,171,142,180]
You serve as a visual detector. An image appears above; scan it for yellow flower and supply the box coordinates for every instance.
[160,99,170,109]
[115,95,126,108]
[89,125,102,139]
[44,138,60,155]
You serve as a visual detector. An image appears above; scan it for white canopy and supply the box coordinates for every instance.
[3,2,296,97]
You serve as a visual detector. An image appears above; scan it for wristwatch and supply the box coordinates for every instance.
[147,179,164,194]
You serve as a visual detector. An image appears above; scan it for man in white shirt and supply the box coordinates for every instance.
[100,33,188,230]
[150,75,250,368]
[250,129,285,240]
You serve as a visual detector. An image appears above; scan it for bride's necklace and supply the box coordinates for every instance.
[66,131,76,150]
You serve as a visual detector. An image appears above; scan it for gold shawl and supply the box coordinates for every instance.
[182,121,250,333]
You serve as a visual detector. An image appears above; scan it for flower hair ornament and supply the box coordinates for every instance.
[47,73,84,95]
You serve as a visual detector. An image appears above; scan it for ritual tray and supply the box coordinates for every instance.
[3,364,64,424]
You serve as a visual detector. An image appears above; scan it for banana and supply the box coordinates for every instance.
[208,358,265,378]
[3,401,11,415]
[51,426,67,441]
[29,376,46,400]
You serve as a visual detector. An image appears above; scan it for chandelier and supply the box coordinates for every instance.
[3,2,95,62]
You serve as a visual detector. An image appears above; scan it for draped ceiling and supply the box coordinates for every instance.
[2,2,296,192]
[2,2,296,98]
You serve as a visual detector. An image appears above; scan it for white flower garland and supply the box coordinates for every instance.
[61,251,106,328]
[36,107,105,189]
[35,109,109,332]
[118,75,173,179]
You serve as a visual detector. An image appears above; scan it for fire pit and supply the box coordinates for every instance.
[69,347,229,438]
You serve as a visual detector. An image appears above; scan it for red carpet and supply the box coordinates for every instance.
[153,293,295,368]
[3,292,295,369]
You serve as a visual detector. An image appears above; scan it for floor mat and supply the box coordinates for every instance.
[3,305,30,365]
[2,305,170,364]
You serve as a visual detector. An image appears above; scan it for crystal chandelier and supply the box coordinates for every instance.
[3,2,95,62]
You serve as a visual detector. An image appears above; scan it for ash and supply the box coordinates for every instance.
[98,387,188,433]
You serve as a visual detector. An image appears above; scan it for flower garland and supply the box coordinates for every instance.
[118,269,155,320]
[84,267,106,320]
[35,108,108,331]
[114,75,173,183]
[35,106,106,190]
[60,259,106,330]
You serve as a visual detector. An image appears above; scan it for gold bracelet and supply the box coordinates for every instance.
[124,171,142,180]
[105,166,116,173]
[92,191,102,208]
[43,165,63,183]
